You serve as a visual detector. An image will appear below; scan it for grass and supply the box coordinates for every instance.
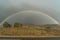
[0,24,60,37]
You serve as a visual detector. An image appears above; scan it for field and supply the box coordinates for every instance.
[0,24,60,37]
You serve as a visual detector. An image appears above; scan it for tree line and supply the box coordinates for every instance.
[3,22,22,28]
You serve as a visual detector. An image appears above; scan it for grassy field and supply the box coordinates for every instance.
[0,24,60,37]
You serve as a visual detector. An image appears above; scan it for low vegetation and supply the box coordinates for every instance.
[0,22,60,37]
[14,22,22,27]
[3,22,11,28]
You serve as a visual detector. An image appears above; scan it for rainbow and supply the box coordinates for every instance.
[0,10,59,26]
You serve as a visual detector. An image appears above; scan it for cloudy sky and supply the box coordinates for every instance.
[0,0,60,25]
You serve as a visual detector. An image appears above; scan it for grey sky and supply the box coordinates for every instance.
[0,0,60,24]
[1,10,59,26]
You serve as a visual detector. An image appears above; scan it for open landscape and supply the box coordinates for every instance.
[0,22,60,37]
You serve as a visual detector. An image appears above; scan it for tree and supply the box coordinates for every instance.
[3,22,11,28]
[14,22,22,27]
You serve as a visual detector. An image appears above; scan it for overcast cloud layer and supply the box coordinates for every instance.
[0,0,60,24]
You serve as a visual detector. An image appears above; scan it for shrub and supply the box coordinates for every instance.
[45,27,51,33]
[3,22,11,28]
[14,22,22,27]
